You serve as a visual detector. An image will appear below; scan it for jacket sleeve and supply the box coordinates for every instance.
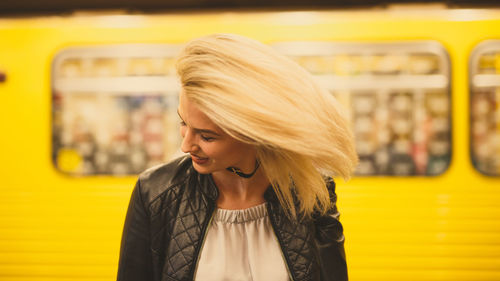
[117,179,154,281]
[314,179,348,281]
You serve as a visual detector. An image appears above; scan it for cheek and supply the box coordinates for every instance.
[210,142,241,159]
[199,143,223,159]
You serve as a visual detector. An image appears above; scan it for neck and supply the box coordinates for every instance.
[212,168,269,210]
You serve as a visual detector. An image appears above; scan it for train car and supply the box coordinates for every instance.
[1,5,500,281]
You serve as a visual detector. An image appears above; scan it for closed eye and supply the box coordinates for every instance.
[201,135,215,142]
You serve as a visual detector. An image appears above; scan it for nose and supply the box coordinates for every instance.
[180,127,197,153]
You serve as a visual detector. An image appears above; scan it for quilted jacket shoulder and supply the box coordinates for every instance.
[137,156,195,205]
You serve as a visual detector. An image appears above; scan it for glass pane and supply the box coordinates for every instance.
[470,41,500,176]
[274,42,451,176]
[52,45,182,176]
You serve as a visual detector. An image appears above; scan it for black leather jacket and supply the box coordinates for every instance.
[117,156,348,281]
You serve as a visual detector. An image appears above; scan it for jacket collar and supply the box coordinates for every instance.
[197,172,219,201]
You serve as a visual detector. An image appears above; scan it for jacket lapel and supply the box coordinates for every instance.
[266,189,321,281]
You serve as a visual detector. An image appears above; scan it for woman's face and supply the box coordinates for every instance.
[177,92,256,175]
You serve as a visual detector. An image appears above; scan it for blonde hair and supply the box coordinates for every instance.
[176,33,358,218]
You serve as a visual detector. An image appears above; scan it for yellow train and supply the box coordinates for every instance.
[1,6,500,281]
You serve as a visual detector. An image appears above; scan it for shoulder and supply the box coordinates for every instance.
[136,155,195,203]
[308,177,338,220]
[323,176,337,202]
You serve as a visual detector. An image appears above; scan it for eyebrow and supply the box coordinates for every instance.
[177,109,221,136]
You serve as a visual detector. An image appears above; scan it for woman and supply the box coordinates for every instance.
[117,33,358,281]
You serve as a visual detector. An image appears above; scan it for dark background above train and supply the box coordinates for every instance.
[1,0,500,16]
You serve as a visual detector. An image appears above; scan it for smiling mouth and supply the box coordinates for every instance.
[191,154,209,164]
[191,154,207,160]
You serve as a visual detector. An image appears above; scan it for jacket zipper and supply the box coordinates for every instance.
[190,206,216,281]
[267,204,296,281]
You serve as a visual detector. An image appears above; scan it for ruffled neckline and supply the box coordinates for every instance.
[214,203,268,224]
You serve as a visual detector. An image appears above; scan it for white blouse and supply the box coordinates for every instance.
[194,203,291,281]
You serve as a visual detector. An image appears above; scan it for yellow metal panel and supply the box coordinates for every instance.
[1,8,500,281]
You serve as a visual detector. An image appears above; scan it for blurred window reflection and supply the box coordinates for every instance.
[52,41,452,177]
[52,45,182,176]
[273,41,451,176]
[470,40,500,176]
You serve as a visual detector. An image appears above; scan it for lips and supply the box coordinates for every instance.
[191,154,209,165]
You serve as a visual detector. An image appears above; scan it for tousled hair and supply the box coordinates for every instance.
[176,33,358,218]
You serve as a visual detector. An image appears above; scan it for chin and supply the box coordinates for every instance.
[192,161,228,175]
[192,162,214,175]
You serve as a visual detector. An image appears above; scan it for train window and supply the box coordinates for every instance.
[273,42,451,176]
[52,45,182,175]
[470,40,500,176]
